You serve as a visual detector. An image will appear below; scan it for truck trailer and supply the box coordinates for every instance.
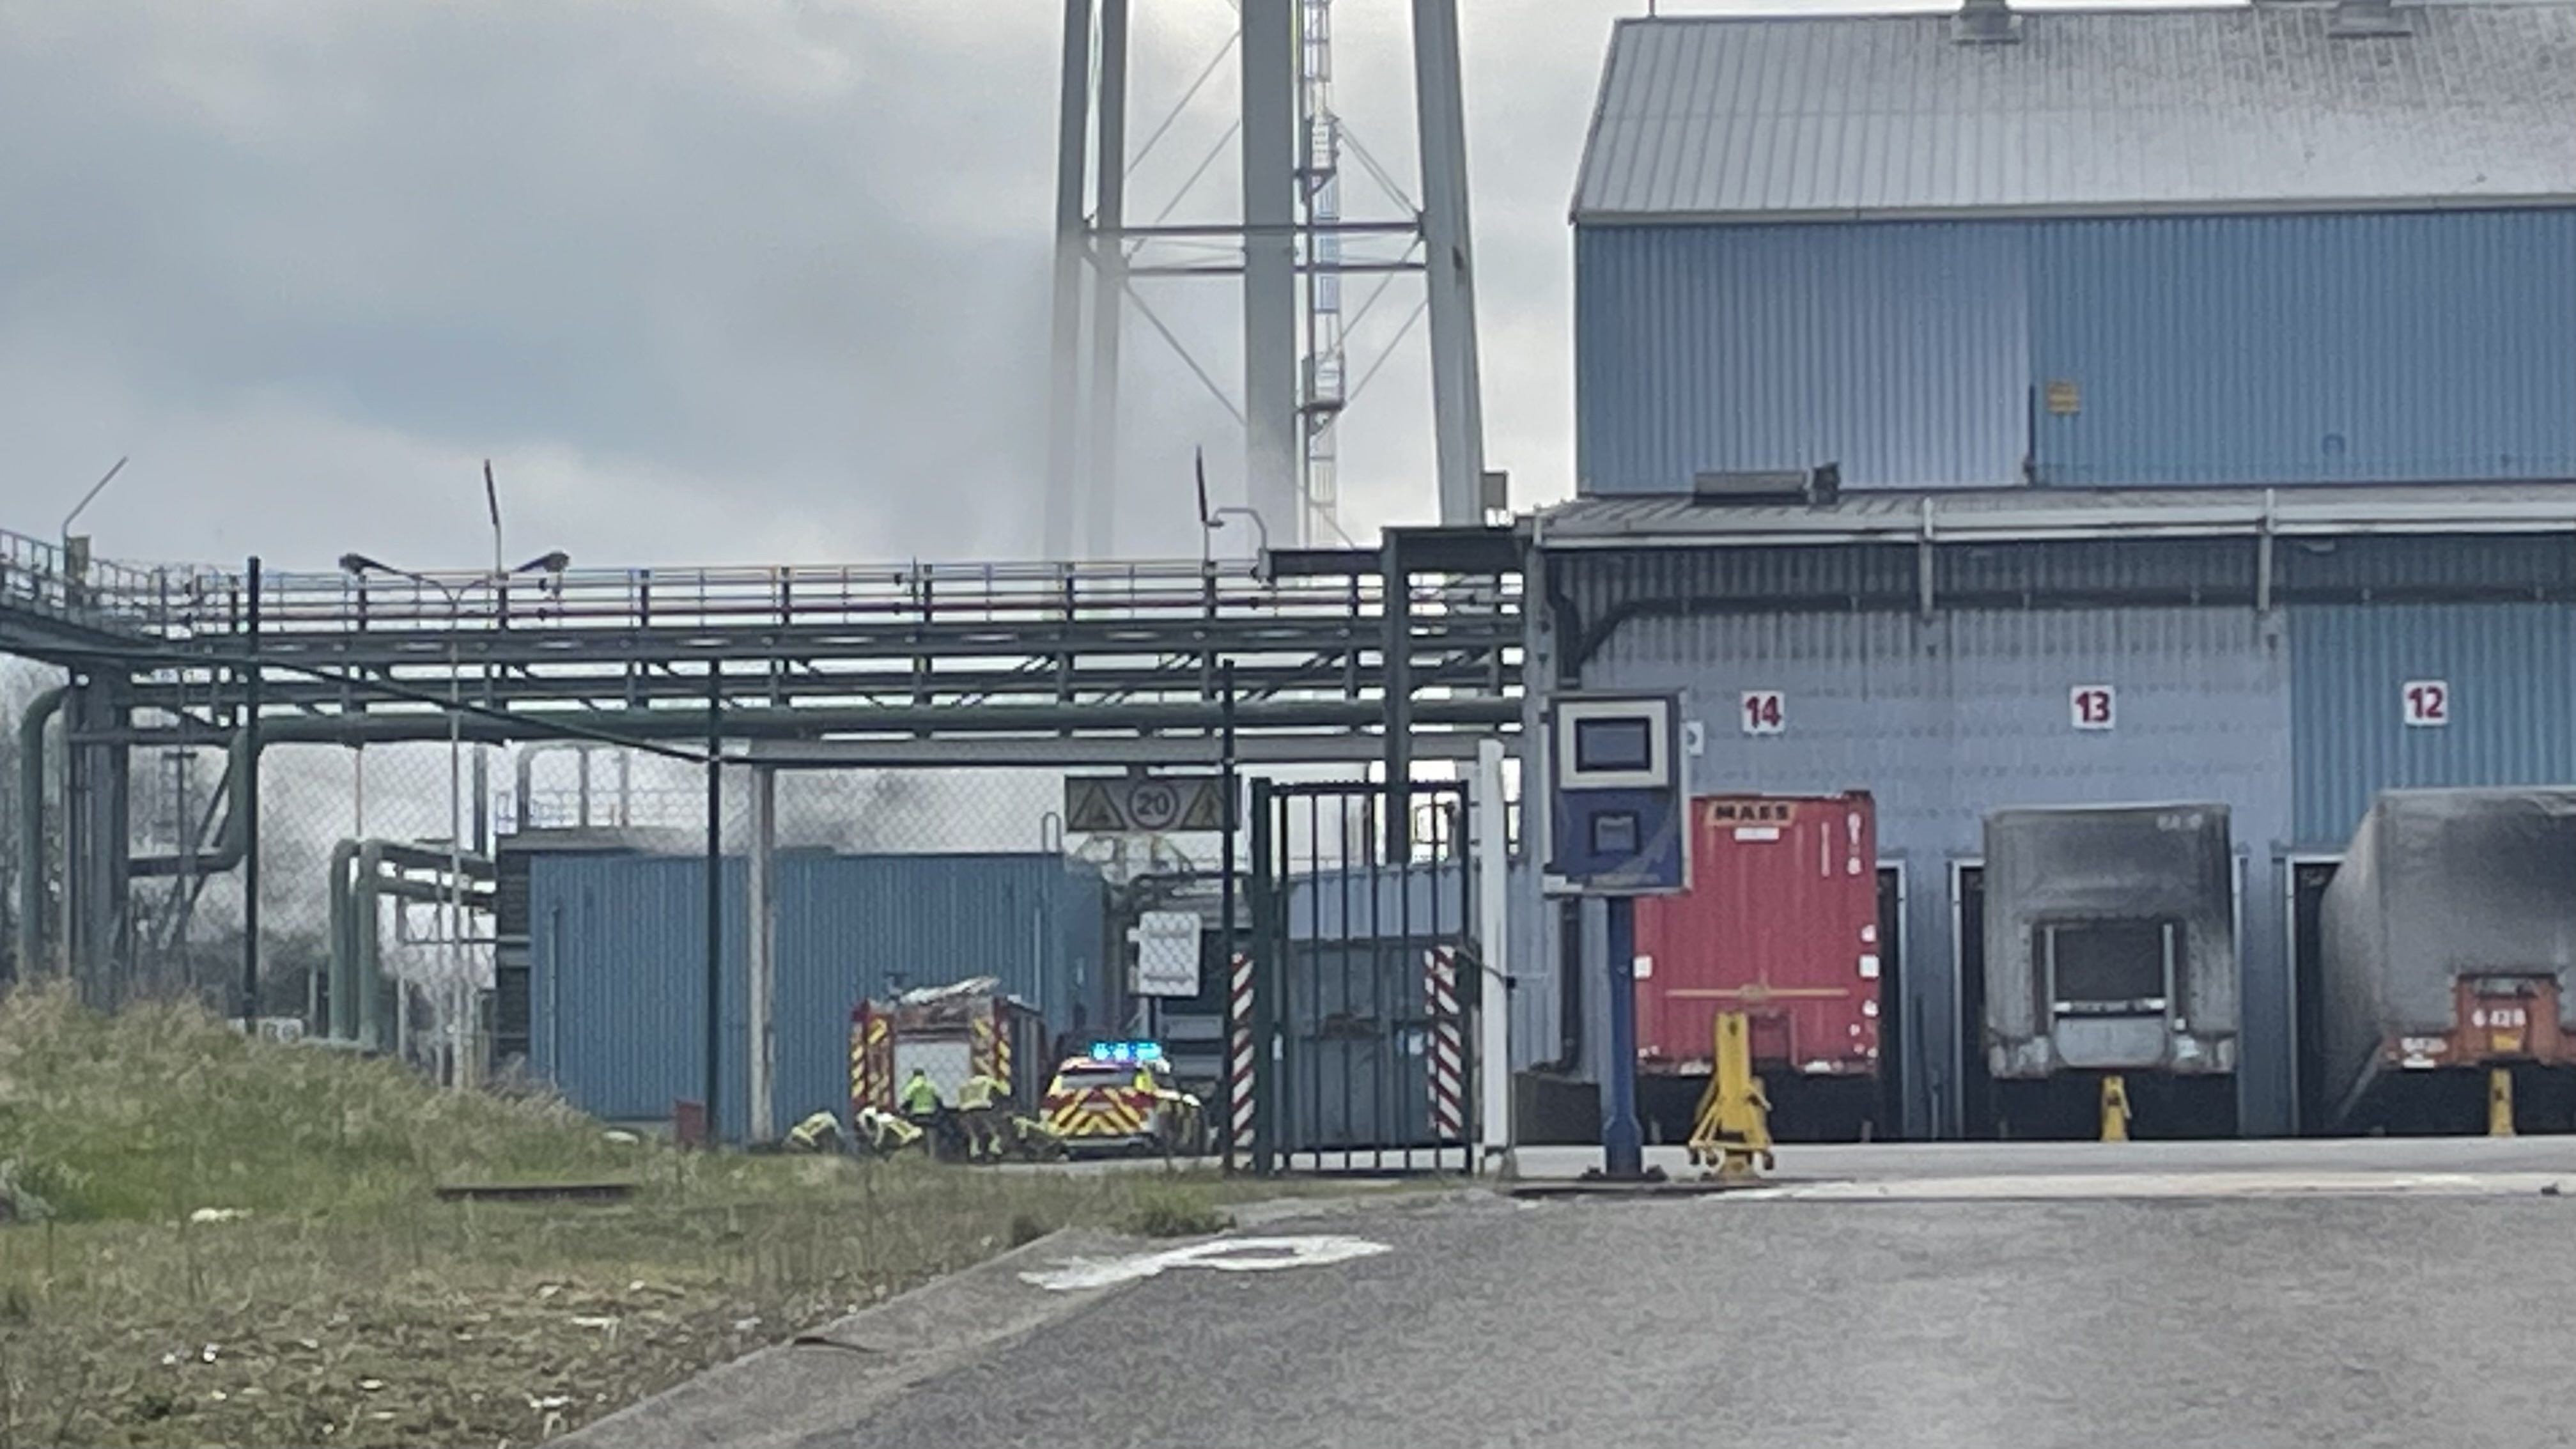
[1982,803,2238,1138]
[1632,793,1885,1141]
[2318,789,2576,1134]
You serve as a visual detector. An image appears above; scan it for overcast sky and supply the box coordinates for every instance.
[0,0,1991,573]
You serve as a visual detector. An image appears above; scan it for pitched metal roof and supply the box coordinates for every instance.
[1535,481,2576,546]
[1572,3,2576,222]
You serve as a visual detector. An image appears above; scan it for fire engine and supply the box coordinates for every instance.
[848,977,1053,1159]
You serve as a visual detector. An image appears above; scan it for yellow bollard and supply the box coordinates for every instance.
[2099,1074,2131,1143]
[2489,1067,2515,1138]
[1687,1012,1775,1182]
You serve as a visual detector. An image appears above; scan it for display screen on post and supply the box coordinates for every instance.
[1590,811,1639,855]
[1574,717,1651,773]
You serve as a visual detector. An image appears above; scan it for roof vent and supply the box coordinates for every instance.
[1692,465,1840,508]
[1953,0,2021,45]
[2328,0,2411,36]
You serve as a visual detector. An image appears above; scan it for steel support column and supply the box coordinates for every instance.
[1381,533,1413,864]
[64,672,132,1006]
[1241,0,1301,543]
[1085,0,1129,561]
[747,763,777,1142]
[1411,0,1486,527]
[1044,0,1098,560]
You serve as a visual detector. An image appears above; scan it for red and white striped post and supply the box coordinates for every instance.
[1426,946,1466,1146]
[1227,951,1258,1170]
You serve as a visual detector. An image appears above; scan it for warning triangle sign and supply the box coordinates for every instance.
[1064,778,1126,833]
[1177,781,1229,832]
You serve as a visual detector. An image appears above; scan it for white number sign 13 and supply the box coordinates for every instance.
[2070,685,2115,731]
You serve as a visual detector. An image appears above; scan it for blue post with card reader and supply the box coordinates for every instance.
[1544,693,1688,1181]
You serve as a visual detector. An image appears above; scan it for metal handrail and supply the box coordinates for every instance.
[0,525,1525,653]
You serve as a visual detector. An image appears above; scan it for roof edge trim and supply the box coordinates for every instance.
[1572,194,2576,227]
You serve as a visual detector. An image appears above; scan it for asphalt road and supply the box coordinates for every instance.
[828,1172,2575,1448]
[591,1142,2576,1449]
[1514,1133,2576,1182]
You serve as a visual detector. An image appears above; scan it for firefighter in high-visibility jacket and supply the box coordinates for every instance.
[899,1069,943,1122]
[785,1110,842,1153]
[956,1069,1006,1161]
[853,1104,925,1156]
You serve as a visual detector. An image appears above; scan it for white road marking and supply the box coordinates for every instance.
[1718,1172,2576,1202]
[1019,1234,1391,1291]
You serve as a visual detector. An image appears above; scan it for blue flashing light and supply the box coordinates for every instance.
[1085,1040,1165,1065]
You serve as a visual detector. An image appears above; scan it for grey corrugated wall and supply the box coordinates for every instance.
[529,853,1106,1140]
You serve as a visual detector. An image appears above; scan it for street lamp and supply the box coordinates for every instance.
[340,548,570,1087]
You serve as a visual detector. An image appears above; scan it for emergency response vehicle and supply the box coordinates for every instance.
[849,977,1052,1160]
[1040,1042,1208,1157]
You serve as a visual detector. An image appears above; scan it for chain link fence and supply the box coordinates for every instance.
[6,649,1494,1135]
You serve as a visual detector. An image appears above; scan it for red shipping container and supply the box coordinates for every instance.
[1633,793,1881,1077]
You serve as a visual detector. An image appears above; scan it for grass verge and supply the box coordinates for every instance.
[0,988,1317,1448]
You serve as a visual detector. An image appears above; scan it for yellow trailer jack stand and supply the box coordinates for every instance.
[2099,1074,2131,1143]
[2489,1067,2515,1138]
[1687,1012,1774,1183]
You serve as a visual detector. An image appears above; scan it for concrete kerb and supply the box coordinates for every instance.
[557,1227,1128,1449]
[1222,1182,1494,1230]
[558,1188,1468,1448]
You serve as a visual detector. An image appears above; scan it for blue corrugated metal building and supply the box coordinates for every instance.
[1571,4,2576,493]
[527,852,1106,1141]
[1533,0,2576,1139]
[1525,488,2576,1138]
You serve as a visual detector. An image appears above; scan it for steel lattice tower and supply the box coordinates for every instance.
[1043,0,1488,558]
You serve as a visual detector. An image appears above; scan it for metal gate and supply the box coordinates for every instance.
[1231,778,1477,1174]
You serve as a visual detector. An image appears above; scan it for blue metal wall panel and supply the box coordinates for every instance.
[1574,222,2031,493]
[2028,210,2576,486]
[1576,209,2576,498]
[1579,606,2297,1135]
[529,853,1106,1140]
[2290,603,2576,849]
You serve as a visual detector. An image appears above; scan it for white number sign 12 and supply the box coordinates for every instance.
[2403,680,2449,728]
[1740,690,1785,736]
[2070,685,2115,731]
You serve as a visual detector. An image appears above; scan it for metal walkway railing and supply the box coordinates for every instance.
[1,526,1510,649]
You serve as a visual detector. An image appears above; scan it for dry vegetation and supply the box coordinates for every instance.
[0,987,1253,1448]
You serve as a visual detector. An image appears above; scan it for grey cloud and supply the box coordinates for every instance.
[0,0,1687,571]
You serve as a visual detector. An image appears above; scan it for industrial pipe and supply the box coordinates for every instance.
[14,684,68,981]
[327,837,492,1046]
[325,838,359,1040]
[130,727,249,878]
[89,696,1522,752]
[357,841,386,1051]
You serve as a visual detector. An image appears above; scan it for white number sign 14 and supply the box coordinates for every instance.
[2403,680,2449,728]
[1740,690,1785,736]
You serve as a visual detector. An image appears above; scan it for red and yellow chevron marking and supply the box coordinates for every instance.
[853,1015,894,1110]
[860,1024,881,1117]
[1044,1087,1151,1139]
